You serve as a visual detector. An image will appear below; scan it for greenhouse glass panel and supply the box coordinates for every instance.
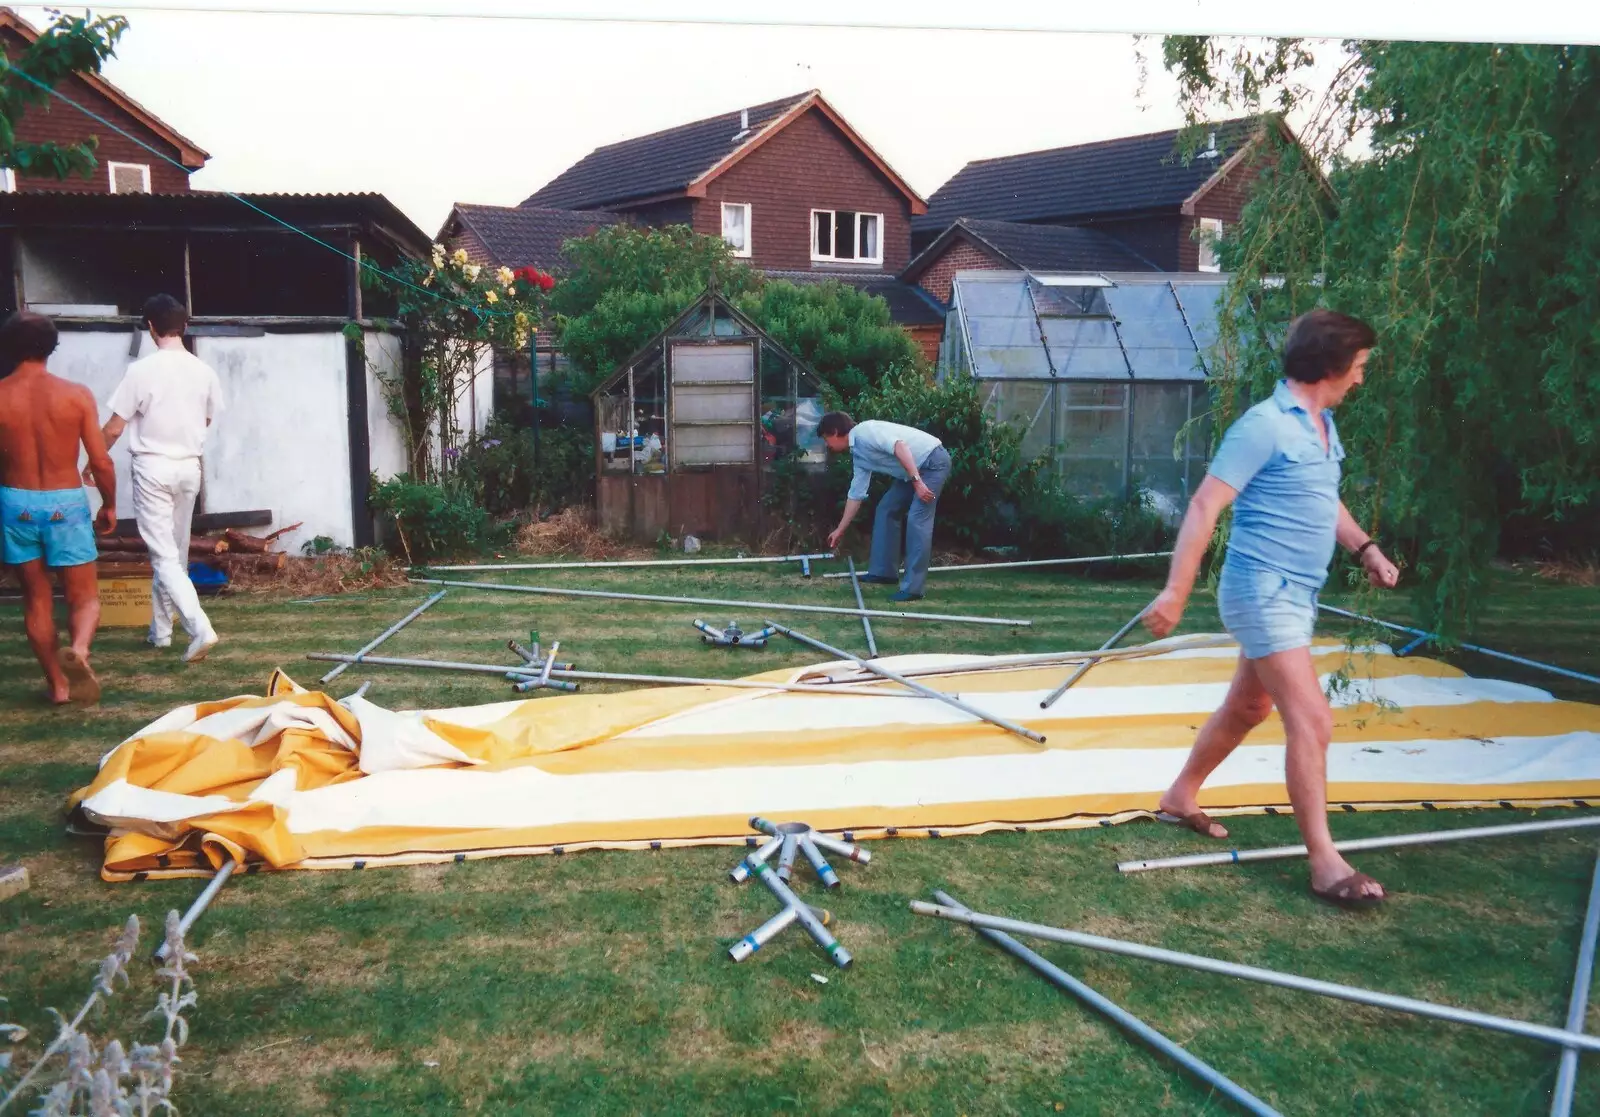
[1128,383,1191,508]
[1171,280,1226,354]
[983,380,1055,462]
[960,275,1053,378]
[1031,283,1110,317]
[1107,283,1205,382]
[1041,318,1128,378]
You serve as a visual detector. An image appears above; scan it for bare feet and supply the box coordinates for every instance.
[1309,854,1386,907]
[1156,795,1229,839]
[57,647,101,705]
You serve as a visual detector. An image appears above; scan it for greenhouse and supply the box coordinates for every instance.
[936,270,1230,514]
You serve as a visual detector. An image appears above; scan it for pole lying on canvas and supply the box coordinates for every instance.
[422,553,834,572]
[768,621,1046,744]
[908,901,1600,1053]
[412,577,1032,627]
[1039,603,1152,710]
[1117,815,1600,874]
[1551,849,1600,1117]
[1317,603,1600,687]
[932,891,1281,1117]
[821,551,1173,578]
[847,558,878,659]
[319,589,448,684]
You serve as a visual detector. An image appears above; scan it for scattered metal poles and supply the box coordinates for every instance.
[1039,603,1151,709]
[304,652,933,699]
[931,890,1281,1117]
[694,620,778,648]
[768,621,1047,744]
[318,589,448,684]
[821,551,1174,578]
[411,577,1033,628]
[1551,849,1600,1117]
[1317,603,1600,688]
[908,901,1600,1053]
[153,857,237,963]
[421,553,834,573]
[1116,815,1600,874]
[728,818,865,967]
[847,558,878,659]
[513,640,580,694]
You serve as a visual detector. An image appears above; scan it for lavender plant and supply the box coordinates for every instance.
[0,912,198,1116]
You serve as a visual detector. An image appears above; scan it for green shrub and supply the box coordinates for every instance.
[368,474,511,562]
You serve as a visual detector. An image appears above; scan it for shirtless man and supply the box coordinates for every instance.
[0,312,116,704]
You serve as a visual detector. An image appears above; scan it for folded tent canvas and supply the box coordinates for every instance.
[70,637,1600,880]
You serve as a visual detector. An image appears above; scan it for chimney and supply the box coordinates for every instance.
[1201,130,1219,158]
[732,107,750,141]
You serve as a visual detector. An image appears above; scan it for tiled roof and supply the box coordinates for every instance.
[914,117,1261,234]
[522,92,814,210]
[761,269,947,327]
[911,218,1162,276]
[445,204,621,270]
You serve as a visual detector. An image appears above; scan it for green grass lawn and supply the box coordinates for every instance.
[2,558,1598,1115]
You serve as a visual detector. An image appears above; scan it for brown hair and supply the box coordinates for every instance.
[1282,309,1377,383]
[141,293,189,338]
[817,411,855,439]
[0,311,58,376]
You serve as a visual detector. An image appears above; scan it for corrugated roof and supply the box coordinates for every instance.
[762,269,947,327]
[445,204,621,270]
[914,117,1261,234]
[523,92,814,210]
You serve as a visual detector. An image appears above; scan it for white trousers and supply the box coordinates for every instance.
[131,455,211,642]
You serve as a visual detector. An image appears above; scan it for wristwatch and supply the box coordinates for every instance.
[1353,540,1378,562]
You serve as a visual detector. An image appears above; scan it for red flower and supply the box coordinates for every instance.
[538,273,555,291]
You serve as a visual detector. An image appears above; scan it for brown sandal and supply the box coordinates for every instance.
[1155,809,1228,839]
[1311,871,1386,910]
[58,648,101,706]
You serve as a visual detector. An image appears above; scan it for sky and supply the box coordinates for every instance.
[15,2,1600,238]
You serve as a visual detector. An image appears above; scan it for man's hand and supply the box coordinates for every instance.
[827,526,846,549]
[1362,546,1400,589]
[96,504,118,535]
[1142,587,1187,639]
[82,464,96,487]
[912,479,935,504]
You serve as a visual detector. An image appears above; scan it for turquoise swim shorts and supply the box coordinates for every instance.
[1,485,99,568]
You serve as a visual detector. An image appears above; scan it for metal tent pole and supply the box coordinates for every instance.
[412,577,1032,628]
[153,858,237,963]
[767,621,1046,744]
[1117,815,1600,874]
[821,550,1174,579]
[1317,604,1600,687]
[1039,603,1151,709]
[847,558,878,658]
[1551,849,1600,1117]
[909,901,1600,1053]
[304,652,930,698]
[932,890,1281,1117]
[425,553,834,573]
[318,589,447,684]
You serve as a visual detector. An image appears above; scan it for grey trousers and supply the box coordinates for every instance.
[868,446,951,595]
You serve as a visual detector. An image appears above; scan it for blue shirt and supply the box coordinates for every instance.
[846,420,943,501]
[1207,380,1346,588]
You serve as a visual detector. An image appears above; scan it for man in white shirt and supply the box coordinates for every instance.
[97,294,223,662]
[819,412,951,601]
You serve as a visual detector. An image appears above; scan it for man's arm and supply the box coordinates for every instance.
[1143,475,1239,638]
[78,389,117,533]
[892,440,935,504]
[101,414,127,448]
[828,499,863,550]
[1336,502,1399,589]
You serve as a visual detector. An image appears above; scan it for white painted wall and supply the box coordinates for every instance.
[363,330,409,482]
[51,328,361,553]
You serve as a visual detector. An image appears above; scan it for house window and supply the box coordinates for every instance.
[811,209,883,264]
[109,162,151,194]
[721,202,752,258]
[1197,217,1224,273]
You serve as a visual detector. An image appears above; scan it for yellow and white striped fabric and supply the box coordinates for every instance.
[70,637,1600,880]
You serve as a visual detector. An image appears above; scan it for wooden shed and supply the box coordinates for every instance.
[593,290,827,543]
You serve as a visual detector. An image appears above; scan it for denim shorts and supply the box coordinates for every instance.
[1,485,99,569]
[1217,560,1319,660]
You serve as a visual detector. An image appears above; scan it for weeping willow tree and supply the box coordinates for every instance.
[1159,38,1600,634]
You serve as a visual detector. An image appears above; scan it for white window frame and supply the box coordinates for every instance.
[0,168,14,193]
[108,161,151,194]
[810,208,884,265]
[720,202,752,258]
[1197,217,1224,273]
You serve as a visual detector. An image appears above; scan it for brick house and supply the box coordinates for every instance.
[902,218,1163,307]
[0,8,208,194]
[910,116,1306,278]
[436,203,622,271]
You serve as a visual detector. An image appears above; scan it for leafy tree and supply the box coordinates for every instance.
[1161,37,1600,633]
[0,11,129,181]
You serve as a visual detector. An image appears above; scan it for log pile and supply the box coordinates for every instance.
[96,522,301,580]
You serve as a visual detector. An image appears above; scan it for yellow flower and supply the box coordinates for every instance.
[465,263,481,281]
[485,290,499,304]
[451,248,469,265]
[507,286,516,296]
[422,271,434,286]
[497,266,515,287]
